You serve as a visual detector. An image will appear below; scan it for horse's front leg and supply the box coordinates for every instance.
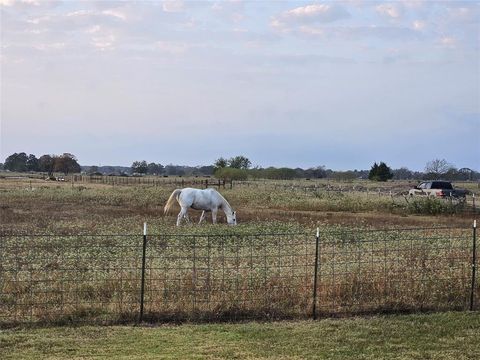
[212,209,218,224]
[199,211,206,224]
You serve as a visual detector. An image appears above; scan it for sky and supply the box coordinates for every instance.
[0,0,479,171]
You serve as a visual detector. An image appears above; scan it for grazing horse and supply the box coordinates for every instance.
[164,188,237,226]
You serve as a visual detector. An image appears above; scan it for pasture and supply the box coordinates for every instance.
[0,175,478,326]
[1,312,479,359]
[0,175,478,359]
[0,176,477,235]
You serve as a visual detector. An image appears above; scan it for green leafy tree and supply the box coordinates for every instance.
[54,153,81,175]
[4,152,28,172]
[147,162,164,175]
[369,161,393,182]
[228,155,251,169]
[368,162,379,180]
[26,154,39,172]
[213,157,228,170]
[38,155,55,176]
[131,161,148,174]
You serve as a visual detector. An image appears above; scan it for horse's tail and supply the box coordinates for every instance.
[164,189,182,215]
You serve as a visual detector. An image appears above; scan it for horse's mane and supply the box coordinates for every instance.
[210,188,233,211]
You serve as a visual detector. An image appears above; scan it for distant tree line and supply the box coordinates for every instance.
[211,156,479,182]
[129,161,214,177]
[2,152,479,181]
[2,152,80,175]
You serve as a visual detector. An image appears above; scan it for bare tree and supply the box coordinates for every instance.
[424,159,454,179]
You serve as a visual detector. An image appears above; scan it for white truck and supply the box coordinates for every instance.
[408,181,468,198]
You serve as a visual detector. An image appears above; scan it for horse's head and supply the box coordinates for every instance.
[227,211,237,226]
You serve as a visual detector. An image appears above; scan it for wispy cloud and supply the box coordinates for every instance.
[271,3,350,32]
[162,0,184,13]
[101,9,128,21]
[1,1,478,169]
[376,3,403,19]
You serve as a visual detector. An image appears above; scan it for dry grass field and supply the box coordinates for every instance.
[0,176,478,326]
[0,175,477,234]
[0,176,478,360]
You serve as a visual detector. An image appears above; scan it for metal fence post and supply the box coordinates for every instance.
[312,227,320,320]
[139,222,147,323]
[470,220,477,311]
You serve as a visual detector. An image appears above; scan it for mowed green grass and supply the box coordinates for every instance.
[1,312,479,360]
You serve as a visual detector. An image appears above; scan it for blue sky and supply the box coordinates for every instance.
[1,0,479,170]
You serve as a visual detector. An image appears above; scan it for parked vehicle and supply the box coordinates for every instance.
[408,181,468,198]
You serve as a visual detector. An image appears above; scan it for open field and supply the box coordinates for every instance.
[1,312,479,360]
[0,176,478,326]
[0,176,477,234]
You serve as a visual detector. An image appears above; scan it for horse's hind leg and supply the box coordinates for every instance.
[177,207,188,226]
[199,211,206,224]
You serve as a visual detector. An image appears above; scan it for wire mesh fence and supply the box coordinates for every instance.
[315,227,476,317]
[0,235,143,325]
[142,233,313,322]
[0,226,477,326]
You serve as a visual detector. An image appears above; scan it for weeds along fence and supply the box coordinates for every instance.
[0,226,477,326]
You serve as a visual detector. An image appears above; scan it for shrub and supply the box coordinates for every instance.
[214,167,248,181]
[406,197,463,215]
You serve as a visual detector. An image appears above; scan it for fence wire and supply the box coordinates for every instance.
[0,227,477,326]
[316,227,475,316]
[0,235,142,325]
[143,233,313,321]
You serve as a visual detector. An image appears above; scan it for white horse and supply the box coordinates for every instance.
[164,188,237,226]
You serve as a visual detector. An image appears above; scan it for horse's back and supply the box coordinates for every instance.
[178,187,221,209]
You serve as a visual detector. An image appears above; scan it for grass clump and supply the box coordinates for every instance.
[406,197,465,215]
